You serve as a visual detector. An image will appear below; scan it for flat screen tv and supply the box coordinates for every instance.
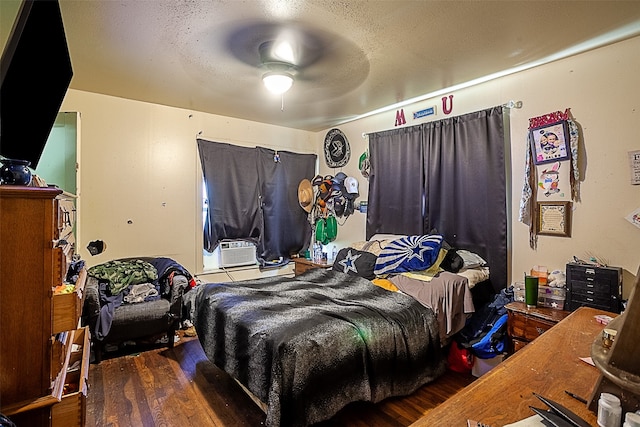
[0,0,73,169]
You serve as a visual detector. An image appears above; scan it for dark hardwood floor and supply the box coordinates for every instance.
[87,331,475,426]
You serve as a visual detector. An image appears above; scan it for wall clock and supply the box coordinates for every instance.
[324,128,351,168]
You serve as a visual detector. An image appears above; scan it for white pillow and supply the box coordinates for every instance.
[456,266,490,288]
[456,250,487,269]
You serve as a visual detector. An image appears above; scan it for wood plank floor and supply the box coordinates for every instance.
[87,331,476,426]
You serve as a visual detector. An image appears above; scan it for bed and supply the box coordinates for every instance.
[189,234,490,427]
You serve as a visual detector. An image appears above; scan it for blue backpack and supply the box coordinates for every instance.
[456,287,513,359]
[469,313,508,358]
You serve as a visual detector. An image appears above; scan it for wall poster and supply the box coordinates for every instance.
[529,120,570,165]
[628,150,640,185]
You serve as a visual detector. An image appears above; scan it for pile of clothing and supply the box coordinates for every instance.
[87,257,195,340]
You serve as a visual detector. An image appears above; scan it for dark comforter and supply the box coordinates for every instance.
[192,268,446,427]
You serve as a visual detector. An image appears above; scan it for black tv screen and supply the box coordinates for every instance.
[0,0,73,169]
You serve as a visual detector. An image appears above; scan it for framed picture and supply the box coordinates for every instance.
[529,120,570,165]
[537,201,572,237]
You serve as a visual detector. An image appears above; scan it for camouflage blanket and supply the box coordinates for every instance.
[88,259,158,295]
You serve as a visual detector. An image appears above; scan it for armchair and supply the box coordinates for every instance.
[82,257,192,362]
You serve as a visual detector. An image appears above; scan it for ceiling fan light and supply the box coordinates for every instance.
[263,72,293,94]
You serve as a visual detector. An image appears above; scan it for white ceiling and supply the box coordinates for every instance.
[51,1,640,131]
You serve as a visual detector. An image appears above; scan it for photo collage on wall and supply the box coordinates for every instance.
[522,108,580,244]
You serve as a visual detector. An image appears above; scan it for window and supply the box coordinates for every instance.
[197,139,316,266]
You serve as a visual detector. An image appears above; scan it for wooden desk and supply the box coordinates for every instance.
[411,307,613,427]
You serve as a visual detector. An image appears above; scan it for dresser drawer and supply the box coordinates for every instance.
[53,269,87,334]
[568,291,611,308]
[508,310,556,342]
[52,327,90,427]
[570,279,614,298]
[53,245,73,290]
[57,196,76,240]
[568,298,612,312]
[511,338,527,353]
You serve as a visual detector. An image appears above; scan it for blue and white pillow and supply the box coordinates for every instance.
[374,234,443,276]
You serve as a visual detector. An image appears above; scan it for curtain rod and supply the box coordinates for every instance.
[361,100,523,138]
[196,132,317,155]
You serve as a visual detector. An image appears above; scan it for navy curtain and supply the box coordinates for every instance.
[366,126,424,238]
[197,140,260,252]
[366,107,508,292]
[255,147,316,262]
[197,139,316,263]
[422,107,507,292]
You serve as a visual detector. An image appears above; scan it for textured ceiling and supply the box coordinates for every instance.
[14,1,640,131]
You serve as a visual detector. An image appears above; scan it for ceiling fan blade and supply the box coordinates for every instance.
[225,21,325,69]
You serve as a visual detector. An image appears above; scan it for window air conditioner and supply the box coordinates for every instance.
[219,240,257,268]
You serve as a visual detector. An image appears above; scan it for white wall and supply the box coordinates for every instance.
[61,90,315,277]
[62,35,640,296]
[316,36,640,298]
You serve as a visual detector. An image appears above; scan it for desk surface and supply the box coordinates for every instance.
[411,306,612,427]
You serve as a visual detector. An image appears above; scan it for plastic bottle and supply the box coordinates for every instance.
[623,412,640,427]
[598,393,622,427]
[331,245,338,264]
[313,242,322,263]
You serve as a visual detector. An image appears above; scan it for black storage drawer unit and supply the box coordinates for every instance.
[566,262,622,313]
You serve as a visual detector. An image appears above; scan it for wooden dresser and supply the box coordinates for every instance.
[506,301,570,353]
[0,186,89,426]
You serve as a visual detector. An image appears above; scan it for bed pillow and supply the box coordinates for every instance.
[374,234,444,276]
[333,248,377,280]
[457,250,487,269]
[456,266,490,288]
[350,239,395,256]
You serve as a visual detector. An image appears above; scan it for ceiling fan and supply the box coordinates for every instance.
[224,21,369,99]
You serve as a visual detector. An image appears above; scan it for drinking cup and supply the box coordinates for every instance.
[525,275,539,308]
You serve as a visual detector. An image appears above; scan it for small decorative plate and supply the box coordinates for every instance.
[324,128,350,168]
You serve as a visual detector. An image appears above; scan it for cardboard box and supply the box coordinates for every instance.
[530,265,549,285]
[472,354,505,377]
